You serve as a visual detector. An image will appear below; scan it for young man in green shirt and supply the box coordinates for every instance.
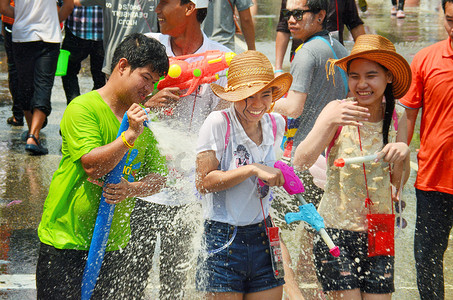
[36,33,169,299]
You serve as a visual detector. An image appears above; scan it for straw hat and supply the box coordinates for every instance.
[211,50,293,102]
[327,34,411,99]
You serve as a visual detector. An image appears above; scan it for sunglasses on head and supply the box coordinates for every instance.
[395,200,407,229]
[281,9,313,21]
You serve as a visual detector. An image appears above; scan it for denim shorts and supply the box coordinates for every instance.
[195,217,285,293]
[313,228,394,294]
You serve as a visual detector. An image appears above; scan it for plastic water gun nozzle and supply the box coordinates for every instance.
[334,154,379,167]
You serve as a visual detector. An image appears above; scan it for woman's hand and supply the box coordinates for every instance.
[320,99,370,127]
[103,178,133,204]
[378,142,410,163]
[251,164,285,187]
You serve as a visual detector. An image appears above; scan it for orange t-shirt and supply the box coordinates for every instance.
[1,0,14,25]
[400,38,453,194]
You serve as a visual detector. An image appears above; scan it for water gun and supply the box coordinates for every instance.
[334,153,379,167]
[81,111,152,300]
[155,50,236,97]
[261,161,340,257]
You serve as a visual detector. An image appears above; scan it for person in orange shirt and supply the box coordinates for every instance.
[399,1,453,299]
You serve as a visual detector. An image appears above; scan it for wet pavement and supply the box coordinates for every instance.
[0,0,452,299]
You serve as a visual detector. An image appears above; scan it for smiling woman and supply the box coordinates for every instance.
[293,34,412,300]
[195,51,292,299]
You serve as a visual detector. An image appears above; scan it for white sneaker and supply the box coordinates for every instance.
[391,6,397,15]
[396,10,406,18]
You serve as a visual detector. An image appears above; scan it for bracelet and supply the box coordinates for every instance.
[121,132,134,149]
[274,69,284,74]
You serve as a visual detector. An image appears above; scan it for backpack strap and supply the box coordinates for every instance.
[222,111,278,152]
[309,36,348,96]
[326,126,342,159]
[221,111,231,152]
[392,109,398,131]
[268,113,277,143]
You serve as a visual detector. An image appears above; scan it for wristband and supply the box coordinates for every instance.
[121,132,134,149]
[274,69,284,74]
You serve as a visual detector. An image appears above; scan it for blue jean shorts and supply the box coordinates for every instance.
[195,217,285,293]
[313,228,394,293]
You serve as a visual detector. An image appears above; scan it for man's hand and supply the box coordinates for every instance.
[103,178,133,204]
[123,103,149,145]
[144,87,180,109]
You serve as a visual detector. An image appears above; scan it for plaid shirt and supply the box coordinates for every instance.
[65,6,103,41]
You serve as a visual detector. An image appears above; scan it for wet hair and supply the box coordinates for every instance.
[111,33,169,76]
[180,0,208,23]
[347,60,395,146]
[442,0,453,12]
[306,0,329,29]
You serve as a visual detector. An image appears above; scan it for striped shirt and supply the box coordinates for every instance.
[65,6,103,41]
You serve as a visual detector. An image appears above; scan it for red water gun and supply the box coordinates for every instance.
[156,50,236,97]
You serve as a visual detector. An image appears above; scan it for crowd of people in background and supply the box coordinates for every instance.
[0,1,451,300]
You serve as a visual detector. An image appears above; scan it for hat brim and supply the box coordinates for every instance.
[331,50,412,99]
[211,73,293,102]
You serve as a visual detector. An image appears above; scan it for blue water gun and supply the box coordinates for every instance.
[81,112,151,299]
[272,161,340,257]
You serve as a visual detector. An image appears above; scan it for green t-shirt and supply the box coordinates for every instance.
[38,91,167,251]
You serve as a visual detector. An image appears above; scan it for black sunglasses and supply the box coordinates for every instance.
[395,200,407,229]
[281,9,313,21]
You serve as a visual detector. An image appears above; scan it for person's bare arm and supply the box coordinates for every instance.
[405,107,419,145]
[81,104,148,179]
[59,0,75,23]
[196,150,284,194]
[0,0,14,18]
[350,24,366,41]
[293,100,370,170]
[273,90,307,119]
[144,87,181,111]
[382,112,410,190]
[275,31,291,74]
[238,8,256,50]
[102,173,166,204]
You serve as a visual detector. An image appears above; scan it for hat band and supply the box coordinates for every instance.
[224,80,269,92]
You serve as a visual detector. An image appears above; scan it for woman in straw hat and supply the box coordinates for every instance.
[292,34,411,299]
[195,50,292,299]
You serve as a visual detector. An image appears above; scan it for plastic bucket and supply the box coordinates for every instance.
[55,49,70,76]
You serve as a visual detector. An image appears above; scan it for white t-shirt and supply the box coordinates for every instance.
[140,32,232,206]
[13,0,62,43]
[196,107,285,226]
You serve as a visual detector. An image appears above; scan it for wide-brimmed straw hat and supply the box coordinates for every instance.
[211,50,293,102]
[327,34,411,99]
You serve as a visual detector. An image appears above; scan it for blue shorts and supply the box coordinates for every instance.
[195,218,285,293]
[313,228,394,293]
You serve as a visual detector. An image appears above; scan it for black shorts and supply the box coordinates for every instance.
[313,228,394,294]
[36,242,126,299]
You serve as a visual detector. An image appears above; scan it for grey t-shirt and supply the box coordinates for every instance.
[81,0,159,74]
[201,0,253,51]
[290,32,348,148]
